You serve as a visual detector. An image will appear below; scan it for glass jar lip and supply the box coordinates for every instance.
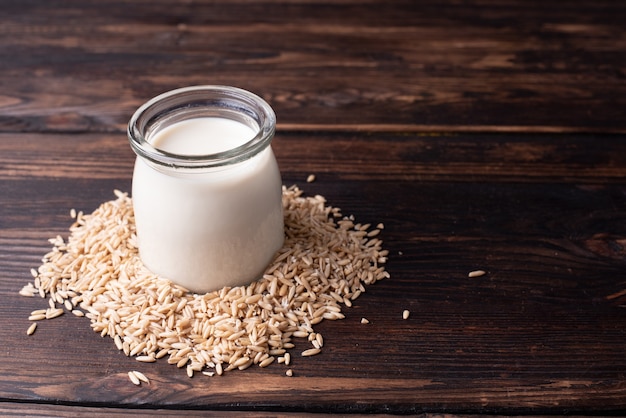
[128,85,276,170]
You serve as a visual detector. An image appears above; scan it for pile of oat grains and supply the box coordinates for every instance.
[20,185,389,378]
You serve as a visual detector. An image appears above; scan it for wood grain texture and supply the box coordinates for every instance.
[0,0,624,133]
[0,403,344,418]
[2,131,626,414]
[3,131,626,183]
[2,0,626,415]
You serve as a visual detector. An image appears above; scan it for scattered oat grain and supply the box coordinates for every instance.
[133,370,149,384]
[301,348,321,357]
[20,186,389,378]
[315,333,324,348]
[306,174,316,183]
[128,371,140,385]
[19,284,37,297]
[286,369,293,377]
[259,356,275,368]
[402,309,410,320]
[45,308,64,319]
[360,318,369,324]
[468,270,486,278]
[26,322,37,335]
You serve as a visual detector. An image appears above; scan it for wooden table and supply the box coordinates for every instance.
[1,1,625,415]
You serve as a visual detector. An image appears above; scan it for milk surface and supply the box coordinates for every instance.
[132,117,284,293]
[152,117,255,155]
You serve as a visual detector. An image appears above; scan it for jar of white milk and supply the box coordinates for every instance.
[128,86,284,294]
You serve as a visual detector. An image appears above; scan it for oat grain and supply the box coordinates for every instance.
[21,186,388,377]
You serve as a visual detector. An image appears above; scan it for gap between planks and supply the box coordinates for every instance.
[276,123,626,135]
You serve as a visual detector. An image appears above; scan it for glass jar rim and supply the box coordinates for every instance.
[128,85,276,170]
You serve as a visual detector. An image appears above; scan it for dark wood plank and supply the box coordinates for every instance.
[2,0,626,414]
[0,402,512,418]
[2,182,626,414]
[3,131,626,185]
[1,131,626,414]
[0,0,624,133]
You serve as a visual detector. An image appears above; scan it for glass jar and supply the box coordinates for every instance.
[128,86,284,294]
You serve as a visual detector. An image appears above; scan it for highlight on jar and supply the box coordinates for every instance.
[127,85,284,294]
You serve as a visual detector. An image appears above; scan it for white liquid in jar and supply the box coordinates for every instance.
[132,117,284,293]
[152,117,255,155]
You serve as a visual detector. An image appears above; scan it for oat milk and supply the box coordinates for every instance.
[131,116,284,293]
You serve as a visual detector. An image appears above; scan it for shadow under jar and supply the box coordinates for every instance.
[128,86,284,294]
